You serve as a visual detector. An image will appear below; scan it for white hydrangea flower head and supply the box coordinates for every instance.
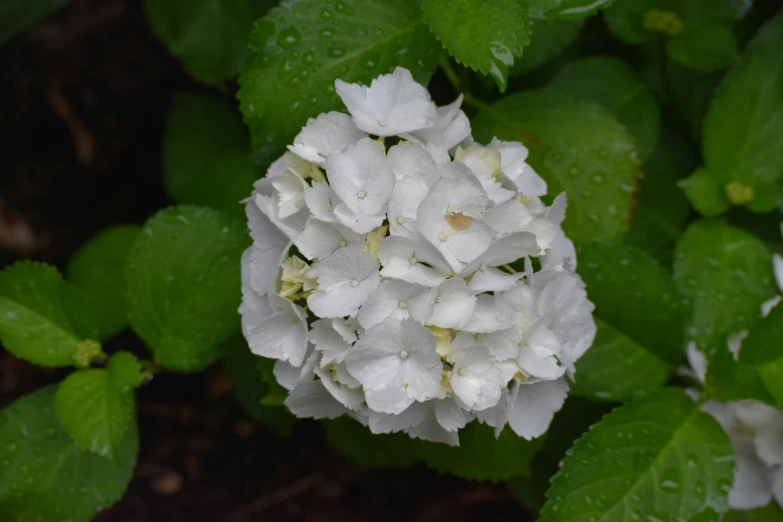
[684,226,783,509]
[240,67,597,446]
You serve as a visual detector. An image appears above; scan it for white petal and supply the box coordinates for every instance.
[327,137,394,217]
[368,402,428,434]
[307,247,380,318]
[254,185,309,240]
[246,202,289,294]
[296,219,361,260]
[387,142,439,185]
[310,319,354,367]
[506,379,569,440]
[304,181,341,223]
[314,365,365,409]
[541,229,577,271]
[406,414,460,446]
[378,235,450,287]
[285,379,347,419]
[273,360,301,391]
[728,436,773,509]
[774,253,783,294]
[249,298,308,366]
[754,415,783,467]
[462,294,508,333]
[450,345,504,410]
[772,467,783,509]
[428,278,477,329]
[336,67,436,136]
[686,342,707,382]
[762,295,781,317]
[358,280,433,329]
[289,111,365,165]
[468,267,523,292]
[387,176,430,239]
[734,400,779,429]
[434,398,470,432]
[459,232,538,276]
[518,346,565,380]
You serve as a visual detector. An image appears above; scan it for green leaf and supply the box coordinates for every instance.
[422,0,531,92]
[738,304,783,406]
[571,320,671,402]
[323,417,417,468]
[571,242,684,401]
[724,502,783,522]
[238,0,439,151]
[66,225,141,340]
[0,262,99,367]
[679,167,730,217]
[700,10,783,214]
[540,388,735,522]
[126,206,248,371]
[0,386,137,521]
[604,0,740,71]
[472,90,641,243]
[222,337,295,436]
[673,220,778,401]
[163,92,259,217]
[143,0,274,85]
[413,421,544,482]
[107,351,145,390]
[55,366,135,461]
[510,18,584,77]
[523,0,615,20]
[0,0,67,44]
[549,56,661,159]
[625,126,696,263]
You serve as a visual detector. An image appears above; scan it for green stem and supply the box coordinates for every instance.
[438,54,462,94]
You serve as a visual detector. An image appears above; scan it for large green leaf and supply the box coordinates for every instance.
[540,388,735,522]
[239,0,439,151]
[66,225,141,340]
[0,0,67,44]
[222,337,295,436]
[549,56,660,159]
[472,90,640,243]
[144,0,274,85]
[737,304,783,406]
[413,421,544,482]
[673,220,778,401]
[604,0,741,72]
[55,352,141,461]
[625,126,696,263]
[422,0,530,92]
[323,417,418,468]
[571,242,685,401]
[163,92,258,217]
[126,206,248,371]
[688,10,783,214]
[523,0,615,20]
[0,262,99,367]
[510,18,584,77]
[0,386,137,521]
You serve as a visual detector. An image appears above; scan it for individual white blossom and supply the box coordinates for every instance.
[240,67,596,446]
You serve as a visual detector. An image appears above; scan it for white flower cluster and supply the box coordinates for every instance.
[240,67,596,445]
[686,224,783,509]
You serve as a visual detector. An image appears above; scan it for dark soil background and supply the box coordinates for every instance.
[0,0,531,520]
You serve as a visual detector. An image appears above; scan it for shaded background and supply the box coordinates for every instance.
[0,0,533,519]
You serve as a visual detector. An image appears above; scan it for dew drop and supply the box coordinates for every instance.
[277,27,301,48]
[591,173,606,185]
[319,27,335,38]
[335,1,346,11]
[327,47,346,58]
[320,7,333,18]
[303,50,316,65]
